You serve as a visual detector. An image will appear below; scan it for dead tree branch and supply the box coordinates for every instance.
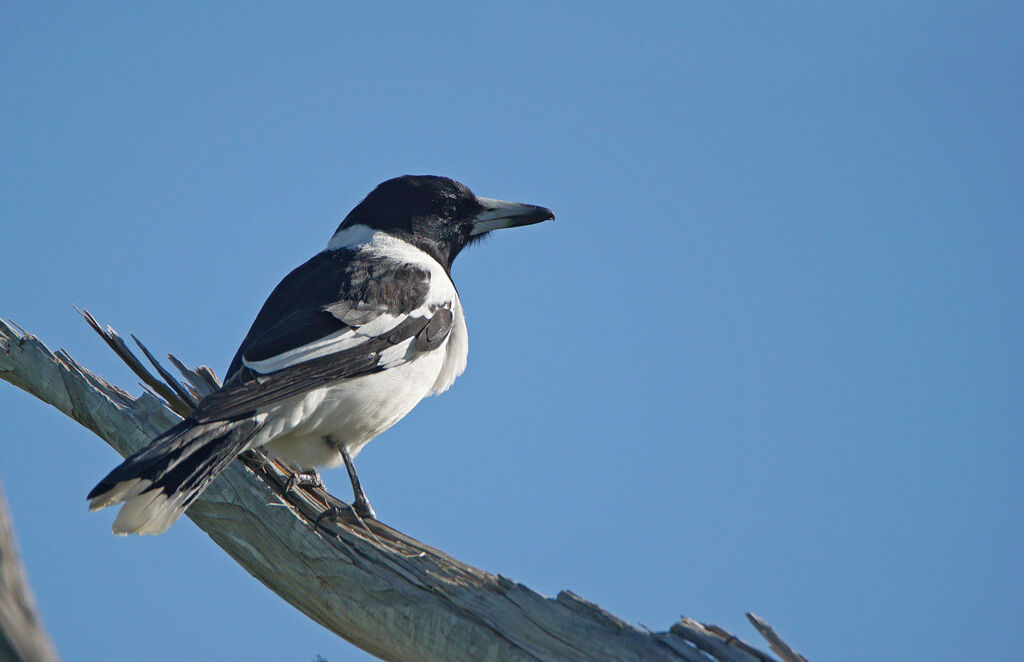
[0,477,61,662]
[0,314,806,662]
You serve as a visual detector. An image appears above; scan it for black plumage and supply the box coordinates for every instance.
[88,174,553,535]
[226,249,431,378]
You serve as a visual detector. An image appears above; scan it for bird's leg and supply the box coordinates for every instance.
[340,446,376,520]
[285,468,324,493]
[242,448,272,467]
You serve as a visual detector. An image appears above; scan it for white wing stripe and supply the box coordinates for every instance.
[246,232,463,377]
[243,326,359,374]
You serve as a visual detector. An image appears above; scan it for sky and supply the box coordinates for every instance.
[1,3,1021,661]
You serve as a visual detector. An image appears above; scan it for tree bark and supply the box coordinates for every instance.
[0,316,805,662]
[0,476,61,662]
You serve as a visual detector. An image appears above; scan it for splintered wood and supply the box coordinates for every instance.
[0,315,806,662]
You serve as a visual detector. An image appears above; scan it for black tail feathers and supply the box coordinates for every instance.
[88,415,264,535]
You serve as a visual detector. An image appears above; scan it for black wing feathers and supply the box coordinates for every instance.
[225,248,430,380]
[194,313,444,422]
[201,247,454,424]
[87,416,263,502]
[241,309,348,365]
[414,307,454,351]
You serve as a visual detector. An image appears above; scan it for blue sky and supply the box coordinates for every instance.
[1,3,1021,661]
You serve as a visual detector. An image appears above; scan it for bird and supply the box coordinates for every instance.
[87,175,554,535]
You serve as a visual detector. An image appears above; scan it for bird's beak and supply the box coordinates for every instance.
[469,196,555,236]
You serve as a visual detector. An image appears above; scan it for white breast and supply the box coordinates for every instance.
[255,228,470,468]
[352,229,469,396]
[259,343,448,467]
[430,295,468,395]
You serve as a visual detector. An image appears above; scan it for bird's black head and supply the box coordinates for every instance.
[335,175,554,271]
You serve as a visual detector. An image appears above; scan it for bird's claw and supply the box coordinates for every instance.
[353,496,376,520]
[313,498,375,533]
[314,506,344,532]
[242,448,271,467]
[285,469,324,493]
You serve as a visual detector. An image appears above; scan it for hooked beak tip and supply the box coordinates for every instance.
[471,197,555,235]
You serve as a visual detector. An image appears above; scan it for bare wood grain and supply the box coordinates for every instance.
[746,613,808,662]
[0,477,61,662]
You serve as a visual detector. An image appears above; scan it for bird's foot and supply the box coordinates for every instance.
[242,448,271,467]
[314,506,344,532]
[312,499,374,533]
[285,469,324,493]
[352,494,376,520]
[338,445,376,520]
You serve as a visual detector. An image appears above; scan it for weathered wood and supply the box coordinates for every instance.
[746,613,807,662]
[0,316,803,661]
[0,478,61,662]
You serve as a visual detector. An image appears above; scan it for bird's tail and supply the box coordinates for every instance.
[88,415,265,535]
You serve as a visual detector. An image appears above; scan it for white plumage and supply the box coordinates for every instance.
[255,229,468,468]
[88,174,551,535]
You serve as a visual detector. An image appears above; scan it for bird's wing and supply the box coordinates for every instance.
[196,247,454,423]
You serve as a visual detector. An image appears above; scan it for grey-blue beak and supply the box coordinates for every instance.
[470,196,555,236]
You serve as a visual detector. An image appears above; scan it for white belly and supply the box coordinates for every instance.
[242,235,470,470]
[257,346,447,469]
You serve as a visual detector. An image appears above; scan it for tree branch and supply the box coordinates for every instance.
[0,477,61,662]
[0,315,805,662]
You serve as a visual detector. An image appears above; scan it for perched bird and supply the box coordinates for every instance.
[88,175,554,535]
